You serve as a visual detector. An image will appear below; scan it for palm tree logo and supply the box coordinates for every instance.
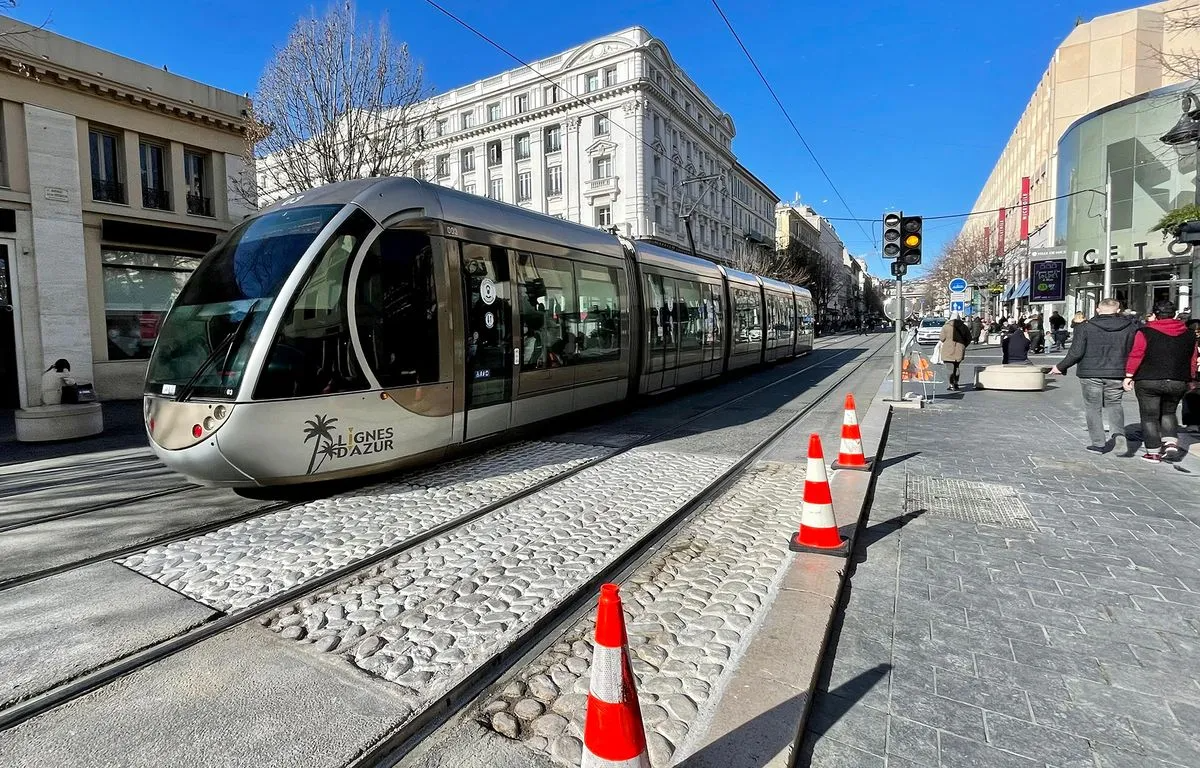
[302,414,339,475]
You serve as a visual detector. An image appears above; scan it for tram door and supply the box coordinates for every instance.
[0,243,18,409]
[462,243,514,440]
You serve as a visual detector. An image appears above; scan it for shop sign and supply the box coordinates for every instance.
[1029,257,1067,303]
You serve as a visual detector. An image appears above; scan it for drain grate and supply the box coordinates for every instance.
[906,475,1038,530]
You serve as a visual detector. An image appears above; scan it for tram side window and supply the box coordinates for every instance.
[676,280,703,351]
[517,252,576,369]
[644,273,667,372]
[255,210,375,399]
[707,283,723,349]
[733,288,760,346]
[355,230,440,386]
[573,262,621,364]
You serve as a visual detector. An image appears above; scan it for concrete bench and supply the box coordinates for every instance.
[973,364,1045,391]
[14,403,104,442]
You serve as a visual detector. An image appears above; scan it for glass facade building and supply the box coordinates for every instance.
[1055,83,1197,317]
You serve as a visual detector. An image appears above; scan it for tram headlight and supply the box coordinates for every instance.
[203,417,216,431]
[213,405,227,420]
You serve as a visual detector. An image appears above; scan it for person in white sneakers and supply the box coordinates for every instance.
[1122,300,1199,463]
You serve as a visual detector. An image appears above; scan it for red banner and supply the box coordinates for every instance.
[996,207,1007,260]
[1019,176,1030,241]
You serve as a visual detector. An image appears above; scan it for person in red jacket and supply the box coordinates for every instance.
[1122,300,1200,462]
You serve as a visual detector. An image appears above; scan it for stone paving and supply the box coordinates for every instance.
[120,440,617,612]
[802,359,1200,768]
[477,460,808,767]
[259,449,736,736]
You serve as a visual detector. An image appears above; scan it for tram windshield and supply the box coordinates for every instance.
[145,204,344,398]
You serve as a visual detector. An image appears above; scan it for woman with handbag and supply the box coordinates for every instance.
[938,313,972,391]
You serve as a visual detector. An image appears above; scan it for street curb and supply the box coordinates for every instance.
[673,378,893,767]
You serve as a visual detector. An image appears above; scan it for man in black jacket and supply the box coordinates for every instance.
[1050,298,1137,453]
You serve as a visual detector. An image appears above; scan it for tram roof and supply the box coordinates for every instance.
[259,177,626,259]
[632,241,723,280]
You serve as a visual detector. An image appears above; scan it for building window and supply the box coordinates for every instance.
[184,150,212,216]
[546,165,562,196]
[595,113,610,136]
[515,133,531,160]
[89,129,125,203]
[139,141,170,210]
[102,249,201,359]
[515,93,529,114]
[415,126,426,143]
[605,67,617,87]
[544,125,562,152]
[544,85,559,105]
[654,204,663,226]
[517,171,531,202]
[653,115,662,138]
[593,155,612,179]
[487,102,502,122]
[0,115,8,188]
[487,140,502,167]
[461,110,475,129]
[488,177,503,200]
[586,71,600,92]
[653,155,663,178]
[436,154,450,177]
[596,206,612,227]
[461,147,475,172]
[436,119,448,137]
[464,183,476,195]
[412,159,426,180]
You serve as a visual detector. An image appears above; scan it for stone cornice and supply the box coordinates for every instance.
[0,53,248,136]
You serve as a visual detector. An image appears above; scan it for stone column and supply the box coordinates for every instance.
[566,116,582,223]
[23,104,94,398]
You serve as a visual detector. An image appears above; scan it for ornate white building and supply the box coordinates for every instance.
[361,27,777,264]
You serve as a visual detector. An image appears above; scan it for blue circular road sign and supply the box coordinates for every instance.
[948,277,968,292]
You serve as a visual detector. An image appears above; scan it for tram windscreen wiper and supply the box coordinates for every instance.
[175,299,261,402]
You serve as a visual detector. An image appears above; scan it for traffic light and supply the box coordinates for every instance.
[882,212,902,259]
[900,215,922,265]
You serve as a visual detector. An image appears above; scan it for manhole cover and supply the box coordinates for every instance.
[906,476,1038,530]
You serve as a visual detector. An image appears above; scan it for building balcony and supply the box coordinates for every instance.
[142,186,171,211]
[91,178,125,204]
[652,177,667,197]
[187,192,213,217]
[584,175,619,201]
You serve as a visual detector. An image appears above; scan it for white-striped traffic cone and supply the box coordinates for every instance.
[581,584,649,768]
[789,434,850,556]
[831,394,873,471]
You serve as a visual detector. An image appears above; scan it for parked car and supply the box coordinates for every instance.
[916,317,947,345]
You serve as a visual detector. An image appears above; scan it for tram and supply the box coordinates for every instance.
[142,178,815,488]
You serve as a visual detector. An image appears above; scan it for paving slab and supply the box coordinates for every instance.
[0,562,217,709]
[803,346,1200,768]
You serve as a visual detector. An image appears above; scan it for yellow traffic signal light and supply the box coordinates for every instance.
[900,215,922,265]
[904,233,920,248]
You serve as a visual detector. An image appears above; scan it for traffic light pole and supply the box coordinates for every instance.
[893,273,903,402]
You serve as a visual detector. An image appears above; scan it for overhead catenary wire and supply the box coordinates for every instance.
[421,0,743,212]
[820,188,1104,223]
[708,0,878,251]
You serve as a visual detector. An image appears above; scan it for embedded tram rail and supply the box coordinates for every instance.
[0,334,890,758]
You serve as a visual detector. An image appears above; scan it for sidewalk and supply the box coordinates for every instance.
[0,400,148,466]
[803,349,1200,767]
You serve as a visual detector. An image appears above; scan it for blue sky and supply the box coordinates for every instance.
[9,0,1142,276]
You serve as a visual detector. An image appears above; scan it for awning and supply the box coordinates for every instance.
[1001,284,1015,302]
[1014,279,1030,300]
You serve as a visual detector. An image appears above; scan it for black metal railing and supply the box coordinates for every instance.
[186,192,212,217]
[142,186,171,210]
[92,178,125,204]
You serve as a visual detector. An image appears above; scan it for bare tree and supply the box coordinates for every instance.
[732,240,813,287]
[240,1,436,208]
[0,1,50,42]
[1153,4,1200,83]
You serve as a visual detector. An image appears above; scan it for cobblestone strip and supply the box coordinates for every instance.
[474,460,806,766]
[119,441,609,612]
[259,449,738,753]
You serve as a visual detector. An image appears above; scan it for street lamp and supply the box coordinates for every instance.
[1159,89,1200,319]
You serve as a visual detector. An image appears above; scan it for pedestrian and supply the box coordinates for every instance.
[1049,298,1137,454]
[939,312,971,391]
[1071,310,1086,329]
[1048,310,1067,351]
[1184,318,1200,432]
[1123,299,1199,463]
[1006,322,1032,364]
[1028,312,1045,353]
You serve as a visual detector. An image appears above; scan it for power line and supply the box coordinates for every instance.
[709,0,878,251]
[820,188,1103,223]
[421,0,743,223]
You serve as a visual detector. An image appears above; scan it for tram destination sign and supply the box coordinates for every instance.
[1028,248,1068,303]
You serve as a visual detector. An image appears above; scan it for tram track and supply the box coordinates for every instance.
[0,483,198,535]
[0,335,887,735]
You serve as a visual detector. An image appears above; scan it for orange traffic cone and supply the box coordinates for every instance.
[789,434,850,556]
[581,584,649,768]
[901,358,911,382]
[831,394,873,471]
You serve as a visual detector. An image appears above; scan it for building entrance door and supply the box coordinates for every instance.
[1146,282,1181,316]
[0,243,20,408]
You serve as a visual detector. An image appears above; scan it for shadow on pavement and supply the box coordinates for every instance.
[877,451,920,470]
[852,509,926,561]
[793,664,893,768]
